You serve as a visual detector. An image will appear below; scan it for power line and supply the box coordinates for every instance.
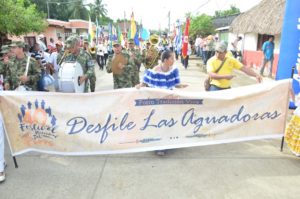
[192,0,211,15]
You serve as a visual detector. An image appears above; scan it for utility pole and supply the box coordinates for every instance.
[47,1,50,19]
[168,11,171,36]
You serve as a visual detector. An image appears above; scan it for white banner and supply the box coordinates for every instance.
[0,80,290,156]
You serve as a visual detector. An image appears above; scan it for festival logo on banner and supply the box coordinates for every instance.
[17,99,58,144]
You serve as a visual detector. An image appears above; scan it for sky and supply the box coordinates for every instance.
[96,0,262,30]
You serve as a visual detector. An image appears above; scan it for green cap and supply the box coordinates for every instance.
[112,40,121,46]
[83,38,89,44]
[65,35,80,49]
[9,41,25,48]
[1,45,10,54]
[128,39,134,44]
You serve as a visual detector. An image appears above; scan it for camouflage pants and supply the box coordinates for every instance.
[89,74,96,92]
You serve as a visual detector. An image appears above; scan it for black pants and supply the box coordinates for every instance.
[183,56,189,69]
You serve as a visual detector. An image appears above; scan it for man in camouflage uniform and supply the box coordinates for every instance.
[126,39,142,86]
[4,41,41,91]
[142,39,159,69]
[106,41,134,89]
[61,35,96,93]
[0,45,13,82]
[82,38,96,92]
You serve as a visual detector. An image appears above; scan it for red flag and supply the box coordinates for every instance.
[182,18,190,58]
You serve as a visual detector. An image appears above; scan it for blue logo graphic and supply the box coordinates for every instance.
[17,99,58,140]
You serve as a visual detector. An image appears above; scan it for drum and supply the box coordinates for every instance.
[111,54,128,75]
[58,62,85,93]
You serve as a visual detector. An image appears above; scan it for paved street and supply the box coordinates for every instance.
[0,56,299,199]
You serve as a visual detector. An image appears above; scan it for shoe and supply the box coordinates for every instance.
[0,172,5,182]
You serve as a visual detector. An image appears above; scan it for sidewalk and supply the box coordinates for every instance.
[0,57,299,199]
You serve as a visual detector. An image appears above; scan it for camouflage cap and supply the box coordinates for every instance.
[1,45,10,54]
[9,41,25,48]
[83,38,89,44]
[65,35,80,49]
[128,39,134,44]
[112,40,121,46]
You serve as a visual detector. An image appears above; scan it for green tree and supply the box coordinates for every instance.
[214,5,240,18]
[88,0,108,22]
[68,0,89,20]
[189,14,215,38]
[0,0,46,36]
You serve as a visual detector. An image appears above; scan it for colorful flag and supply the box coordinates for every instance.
[88,16,95,44]
[112,25,117,41]
[174,20,182,55]
[141,27,150,41]
[134,24,140,46]
[108,23,112,51]
[118,26,124,43]
[182,18,190,58]
[130,12,137,39]
[96,18,99,44]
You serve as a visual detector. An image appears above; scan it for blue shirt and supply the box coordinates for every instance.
[262,41,274,60]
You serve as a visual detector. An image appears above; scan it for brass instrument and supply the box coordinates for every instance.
[58,50,69,65]
[144,34,160,69]
[89,47,96,55]
[111,54,128,75]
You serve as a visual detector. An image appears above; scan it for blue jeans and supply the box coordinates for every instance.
[209,84,230,91]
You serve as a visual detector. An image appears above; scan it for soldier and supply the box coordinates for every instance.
[4,41,41,91]
[62,35,96,93]
[127,39,142,86]
[142,35,160,69]
[0,45,13,81]
[106,41,134,89]
[81,38,96,92]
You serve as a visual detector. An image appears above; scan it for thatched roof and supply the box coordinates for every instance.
[230,0,285,35]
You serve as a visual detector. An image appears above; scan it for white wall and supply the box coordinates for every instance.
[243,33,258,51]
[274,34,281,54]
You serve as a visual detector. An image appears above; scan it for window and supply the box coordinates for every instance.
[257,34,273,50]
[24,37,36,48]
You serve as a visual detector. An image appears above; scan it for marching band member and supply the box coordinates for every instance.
[61,36,96,93]
[126,39,142,86]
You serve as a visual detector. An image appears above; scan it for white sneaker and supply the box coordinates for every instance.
[0,172,5,182]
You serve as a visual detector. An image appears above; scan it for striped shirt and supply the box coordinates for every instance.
[143,67,180,90]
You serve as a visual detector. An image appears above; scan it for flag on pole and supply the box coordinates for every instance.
[118,26,124,43]
[134,24,140,46]
[174,20,182,55]
[88,16,95,44]
[108,23,112,51]
[182,18,190,58]
[130,12,137,39]
[96,18,99,44]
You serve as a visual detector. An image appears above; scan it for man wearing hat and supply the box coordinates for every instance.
[126,39,142,86]
[61,35,96,92]
[0,45,14,81]
[81,38,96,92]
[106,40,134,89]
[4,41,41,91]
[142,36,160,69]
[37,34,47,52]
[206,41,262,91]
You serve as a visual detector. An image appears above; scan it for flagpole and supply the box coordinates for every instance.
[124,11,126,37]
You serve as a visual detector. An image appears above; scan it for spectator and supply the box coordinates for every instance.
[260,36,275,78]
[207,41,262,91]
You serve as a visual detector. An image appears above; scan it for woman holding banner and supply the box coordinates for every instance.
[136,50,188,155]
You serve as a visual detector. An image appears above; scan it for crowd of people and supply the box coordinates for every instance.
[0,31,280,182]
